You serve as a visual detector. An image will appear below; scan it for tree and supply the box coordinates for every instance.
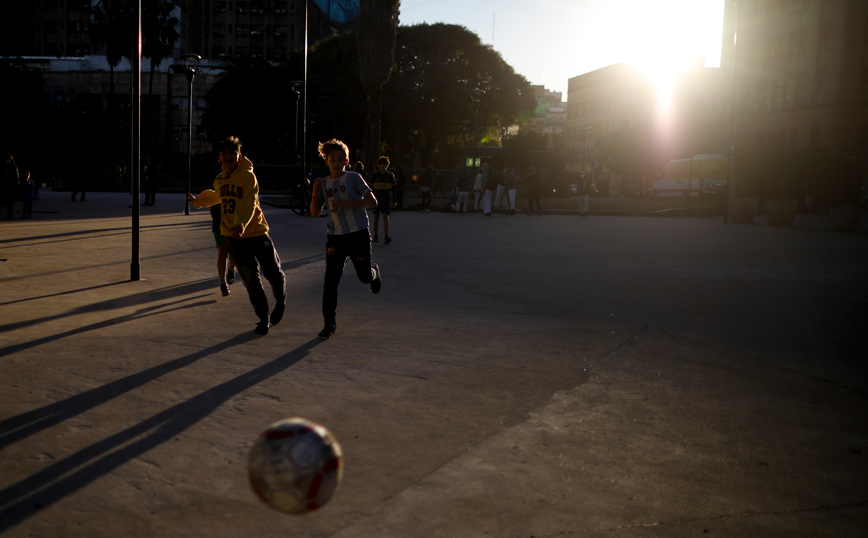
[202,57,295,162]
[355,0,400,164]
[90,0,131,94]
[143,0,179,95]
[382,23,536,167]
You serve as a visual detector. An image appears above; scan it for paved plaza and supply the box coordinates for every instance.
[1,191,866,537]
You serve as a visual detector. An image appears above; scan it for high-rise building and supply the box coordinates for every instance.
[722,0,868,154]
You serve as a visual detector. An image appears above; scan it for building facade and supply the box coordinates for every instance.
[723,0,868,154]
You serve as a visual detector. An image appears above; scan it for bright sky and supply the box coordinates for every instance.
[398,0,726,101]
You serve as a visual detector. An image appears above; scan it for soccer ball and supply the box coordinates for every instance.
[248,417,343,514]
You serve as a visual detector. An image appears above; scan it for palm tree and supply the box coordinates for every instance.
[143,0,179,95]
[90,0,131,94]
[355,0,400,164]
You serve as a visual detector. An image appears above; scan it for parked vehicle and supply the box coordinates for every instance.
[652,154,728,198]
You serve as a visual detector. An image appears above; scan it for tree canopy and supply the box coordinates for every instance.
[382,23,536,167]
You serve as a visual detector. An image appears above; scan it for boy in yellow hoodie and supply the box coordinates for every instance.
[187,136,286,335]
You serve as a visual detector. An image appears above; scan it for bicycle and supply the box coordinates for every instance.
[288,178,312,216]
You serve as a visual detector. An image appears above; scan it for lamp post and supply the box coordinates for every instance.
[182,53,201,215]
[471,88,484,168]
[291,80,302,173]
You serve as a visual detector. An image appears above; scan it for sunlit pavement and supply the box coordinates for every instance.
[1,191,866,537]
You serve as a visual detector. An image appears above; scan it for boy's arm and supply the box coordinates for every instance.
[188,189,219,208]
[309,178,324,217]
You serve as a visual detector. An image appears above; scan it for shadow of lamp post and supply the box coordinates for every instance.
[182,53,201,215]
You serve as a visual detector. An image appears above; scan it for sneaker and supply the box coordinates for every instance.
[318,324,336,339]
[384,236,392,245]
[373,235,378,242]
[270,297,286,326]
[220,283,230,297]
[226,270,236,285]
[370,264,382,294]
[255,319,269,335]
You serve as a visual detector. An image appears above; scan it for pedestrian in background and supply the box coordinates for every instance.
[370,155,396,244]
[419,166,433,212]
[472,166,484,211]
[21,170,35,219]
[503,163,518,214]
[481,162,495,217]
[3,154,19,219]
[524,166,542,215]
[453,173,469,213]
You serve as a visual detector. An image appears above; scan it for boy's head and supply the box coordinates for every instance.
[318,139,350,176]
[377,156,390,171]
[216,136,242,170]
[216,136,241,154]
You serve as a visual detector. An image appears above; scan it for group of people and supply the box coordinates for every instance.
[3,154,38,220]
[187,136,383,340]
[434,163,543,216]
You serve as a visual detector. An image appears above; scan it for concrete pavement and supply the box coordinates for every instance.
[1,191,866,537]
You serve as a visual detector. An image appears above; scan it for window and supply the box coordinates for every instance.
[171,97,180,110]
[213,1,227,13]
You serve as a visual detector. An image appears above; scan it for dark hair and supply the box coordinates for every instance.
[377,156,390,166]
[318,138,349,160]
[216,136,241,153]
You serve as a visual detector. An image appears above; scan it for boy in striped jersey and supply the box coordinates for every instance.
[309,139,383,340]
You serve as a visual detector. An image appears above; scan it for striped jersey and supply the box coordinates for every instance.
[320,171,372,235]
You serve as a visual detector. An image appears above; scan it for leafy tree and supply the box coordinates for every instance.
[355,0,400,164]
[90,0,131,94]
[202,57,295,162]
[382,23,536,167]
[143,0,179,94]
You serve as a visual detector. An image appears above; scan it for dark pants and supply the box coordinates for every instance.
[528,189,542,213]
[227,233,286,322]
[323,229,373,326]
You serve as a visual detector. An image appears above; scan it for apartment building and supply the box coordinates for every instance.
[520,85,566,142]
[722,0,868,154]
[565,65,655,182]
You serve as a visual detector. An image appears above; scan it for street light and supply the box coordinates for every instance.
[291,80,302,172]
[182,53,201,215]
[471,88,484,168]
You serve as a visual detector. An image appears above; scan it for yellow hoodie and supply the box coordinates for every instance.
[191,156,269,238]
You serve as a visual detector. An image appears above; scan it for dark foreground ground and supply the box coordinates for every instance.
[1,191,866,537]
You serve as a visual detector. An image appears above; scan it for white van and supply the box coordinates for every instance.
[652,154,728,197]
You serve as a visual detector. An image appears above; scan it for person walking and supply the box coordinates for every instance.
[504,163,518,214]
[370,155,396,244]
[524,166,542,215]
[472,166,484,211]
[309,138,382,340]
[21,170,35,219]
[480,162,496,217]
[210,204,237,296]
[3,154,19,219]
[453,173,470,213]
[418,166,433,212]
[187,136,286,336]
[493,165,507,211]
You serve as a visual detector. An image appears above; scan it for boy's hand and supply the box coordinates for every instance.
[231,225,243,238]
[186,193,195,204]
[311,177,321,193]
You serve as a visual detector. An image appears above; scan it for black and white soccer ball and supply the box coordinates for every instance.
[248,417,343,514]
